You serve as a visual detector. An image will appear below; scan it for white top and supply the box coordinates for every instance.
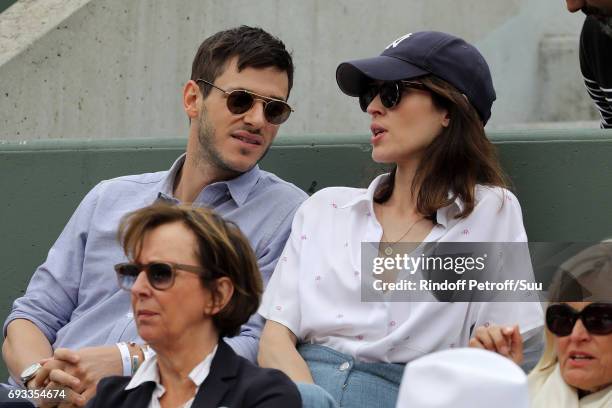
[125,345,218,408]
[259,175,544,363]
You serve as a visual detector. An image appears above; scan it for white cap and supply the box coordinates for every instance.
[396,348,529,408]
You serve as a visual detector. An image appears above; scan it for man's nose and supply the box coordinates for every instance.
[243,100,268,128]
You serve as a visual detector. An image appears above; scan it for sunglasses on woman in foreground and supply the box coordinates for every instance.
[115,262,206,291]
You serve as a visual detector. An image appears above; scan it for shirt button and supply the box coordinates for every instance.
[339,361,350,371]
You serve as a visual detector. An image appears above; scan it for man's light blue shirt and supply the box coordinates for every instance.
[3,154,307,374]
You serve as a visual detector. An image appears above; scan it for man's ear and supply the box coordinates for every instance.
[183,80,201,120]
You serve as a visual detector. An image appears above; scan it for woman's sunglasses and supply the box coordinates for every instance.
[196,79,293,125]
[546,303,612,337]
[358,80,430,112]
[114,262,205,291]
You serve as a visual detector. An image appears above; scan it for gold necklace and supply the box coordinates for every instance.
[381,205,425,255]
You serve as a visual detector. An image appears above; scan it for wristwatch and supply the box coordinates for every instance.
[20,362,42,387]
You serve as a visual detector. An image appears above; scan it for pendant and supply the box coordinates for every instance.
[385,246,393,256]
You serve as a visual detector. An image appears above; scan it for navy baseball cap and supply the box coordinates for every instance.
[336,31,496,124]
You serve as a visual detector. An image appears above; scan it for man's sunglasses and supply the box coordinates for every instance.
[114,262,205,291]
[358,80,430,112]
[546,303,612,337]
[195,79,293,125]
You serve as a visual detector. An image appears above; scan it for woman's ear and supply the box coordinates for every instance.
[207,277,234,316]
[441,111,450,128]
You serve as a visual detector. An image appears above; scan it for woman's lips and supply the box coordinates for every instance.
[370,124,387,145]
[566,351,595,367]
[136,310,158,318]
[371,131,386,145]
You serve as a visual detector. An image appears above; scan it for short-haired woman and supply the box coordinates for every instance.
[86,204,301,408]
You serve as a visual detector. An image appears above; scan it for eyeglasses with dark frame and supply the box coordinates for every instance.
[114,262,206,291]
[195,79,294,125]
[358,80,431,112]
[546,303,612,337]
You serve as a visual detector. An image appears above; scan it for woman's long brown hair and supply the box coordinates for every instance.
[373,75,509,220]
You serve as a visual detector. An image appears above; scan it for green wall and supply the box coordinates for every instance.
[1,128,611,380]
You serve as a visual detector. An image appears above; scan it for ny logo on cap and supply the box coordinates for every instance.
[385,33,413,49]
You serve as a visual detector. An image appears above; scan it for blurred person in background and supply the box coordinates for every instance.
[566,0,612,128]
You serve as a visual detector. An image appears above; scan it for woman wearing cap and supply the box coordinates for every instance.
[473,242,612,407]
[258,31,543,407]
[86,204,301,408]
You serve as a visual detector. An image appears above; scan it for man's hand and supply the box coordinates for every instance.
[56,345,123,403]
[32,345,123,407]
[30,356,84,408]
[469,324,524,365]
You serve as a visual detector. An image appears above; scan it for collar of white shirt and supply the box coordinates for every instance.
[339,173,464,227]
[125,344,219,394]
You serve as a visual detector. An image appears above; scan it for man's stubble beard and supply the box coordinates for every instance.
[196,106,274,176]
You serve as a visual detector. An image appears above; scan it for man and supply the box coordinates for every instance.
[567,0,612,128]
[2,26,306,406]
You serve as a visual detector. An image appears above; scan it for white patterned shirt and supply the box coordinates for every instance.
[260,175,543,364]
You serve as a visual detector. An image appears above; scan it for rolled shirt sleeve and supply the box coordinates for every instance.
[3,183,100,343]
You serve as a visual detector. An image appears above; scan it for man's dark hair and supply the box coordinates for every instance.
[191,25,294,98]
